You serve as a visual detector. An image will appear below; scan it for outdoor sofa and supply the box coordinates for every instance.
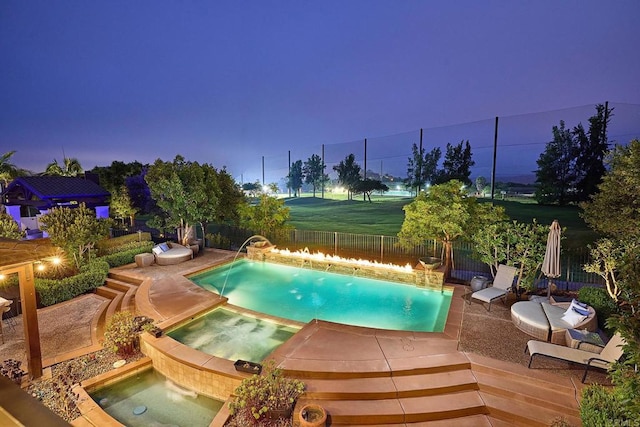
[511,300,597,344]
[151,242,193,265]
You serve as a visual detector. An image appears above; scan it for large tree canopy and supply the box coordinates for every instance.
[44,157,83,177]
[145,155,238,245]
[581,139,640,238]
[398,180,504,279]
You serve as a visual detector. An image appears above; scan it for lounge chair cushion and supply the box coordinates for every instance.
[527,340,610,369]
[471,286,508,303]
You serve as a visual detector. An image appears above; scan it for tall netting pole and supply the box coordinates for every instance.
[363,138,367,201]
[491,116,499,201]
[322,144,325,199]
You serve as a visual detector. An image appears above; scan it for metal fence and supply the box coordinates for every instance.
[113,225,603,291]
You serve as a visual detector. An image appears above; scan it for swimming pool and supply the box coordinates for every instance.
[167,307,298,362]
[90,368,223,427]
[190,260,452,332]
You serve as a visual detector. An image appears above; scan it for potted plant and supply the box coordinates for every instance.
[228,361,305,425]
[300,403,327,427]
[103,311,138,357]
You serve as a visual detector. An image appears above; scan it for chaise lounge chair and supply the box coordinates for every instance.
[526,332,625,382]
[468,264,518,311]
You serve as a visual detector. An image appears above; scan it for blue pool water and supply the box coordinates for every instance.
[190,260,452,332]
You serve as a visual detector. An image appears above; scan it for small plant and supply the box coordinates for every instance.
[578,286,618,334]
[103,311,138,357]
[0,359,24,385]
[228,360,305,425]
[580,384,629,427]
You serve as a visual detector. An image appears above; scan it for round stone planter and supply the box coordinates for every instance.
[300,404,327,427]
[470,275,490,292]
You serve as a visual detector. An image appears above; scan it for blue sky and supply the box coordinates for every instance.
[2,1,639,184]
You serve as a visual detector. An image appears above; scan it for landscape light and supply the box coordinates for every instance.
[0,274,5,281]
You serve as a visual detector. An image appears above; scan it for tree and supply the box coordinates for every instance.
[398,180,504,280]
[110,185,139,227]
[267,183,280,194]
[580,138,640,423]
[534,121,579,205]
[333,154,362,200]
[287,160,303,197]
[352,179,389,202]
[0,211,25,240]
[39,203,111,270]
[242,182,261,197]
[211,167,245,225]
[405,145,441,195]
[303,154,328,197]
[581,140,640,238]
[0,150,29,188]
[44,157,83,177]
[240,194,292,240]
[405,143,425,194]
[473,219,549,292]
[574,104,613,202]
[475,176,487,195]
[91,161,145,193]
[436,140,475,186]
[145,156,219,246]
[126,169,154,214]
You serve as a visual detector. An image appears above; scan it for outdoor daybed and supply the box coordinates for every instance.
[511,300,597,344]
[152,242,193,266]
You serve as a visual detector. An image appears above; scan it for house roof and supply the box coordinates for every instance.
[1,176,110,209]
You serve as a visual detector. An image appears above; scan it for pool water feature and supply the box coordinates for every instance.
[190,260,452,332]
[168,307,298,362]
[90,368,223,427]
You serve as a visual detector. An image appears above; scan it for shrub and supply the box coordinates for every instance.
[580,384,629,427]
[103,311,138,357]
[99,242,154,267]
[35,259,110,306]
[228,361,305,425]
[97,240,153,256]
[205,232,231,250]
[96,232,152,254]
[578,286,618,334]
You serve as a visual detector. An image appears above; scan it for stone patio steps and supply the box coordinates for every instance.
[479,392,581,426]
[104,276,139,312]
[340,414,494,427]
[303,369,478,400]
[94,286,124,321]
[295,390,486,425]
[107,271,144,286]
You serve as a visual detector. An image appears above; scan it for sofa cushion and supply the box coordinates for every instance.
[541,302,569,331]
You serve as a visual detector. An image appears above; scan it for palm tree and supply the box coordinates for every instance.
[0,150,29,189]
[44,157,83,177]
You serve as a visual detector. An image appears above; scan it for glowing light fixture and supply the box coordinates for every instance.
[271,248,413,273]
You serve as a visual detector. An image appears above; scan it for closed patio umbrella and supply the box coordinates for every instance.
[541,220,561,298]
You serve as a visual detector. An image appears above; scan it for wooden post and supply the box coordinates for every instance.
[18,263,43,379]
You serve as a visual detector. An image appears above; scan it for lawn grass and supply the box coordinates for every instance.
[286,194,599,249]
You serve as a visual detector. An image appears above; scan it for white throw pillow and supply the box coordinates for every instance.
[566,299,590,317]
[562,309,587,327]
[152,246,163,255]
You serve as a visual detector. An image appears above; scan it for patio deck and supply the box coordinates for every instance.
[1,248,607,425]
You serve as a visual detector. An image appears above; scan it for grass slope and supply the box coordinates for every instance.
[286,195,598,248]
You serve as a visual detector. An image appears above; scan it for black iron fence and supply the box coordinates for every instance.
[112,225,603,291]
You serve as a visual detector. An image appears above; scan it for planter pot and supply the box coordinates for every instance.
[470,275,490,292]
[234,359,262,374]
[116,342,136,357]
[300,404,327,427]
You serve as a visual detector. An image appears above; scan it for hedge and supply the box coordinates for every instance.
[98,242,154,268]
[35,259,110,307]
[98,240,154,256]
[96,232,152,254]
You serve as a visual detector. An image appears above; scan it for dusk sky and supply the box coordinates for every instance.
[2,1,639,185]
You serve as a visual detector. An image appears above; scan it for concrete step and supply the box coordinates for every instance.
[331,415,494,427]
[303,369,478,400]
[95,286,124,322]
[108,271,143,285]
[104,278,139,312]
[479,392,581,427]
[295,390,486,425]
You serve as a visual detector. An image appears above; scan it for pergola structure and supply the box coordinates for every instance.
[0,238,61,379]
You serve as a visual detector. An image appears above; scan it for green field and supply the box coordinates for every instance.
[285,194,598,249]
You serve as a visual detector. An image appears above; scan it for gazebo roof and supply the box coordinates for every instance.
[1,176,110,210]
[0,238,60,268]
